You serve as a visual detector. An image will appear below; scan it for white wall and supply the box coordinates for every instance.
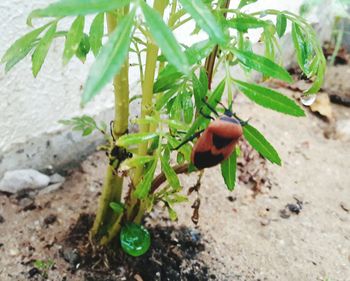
[0,0,317,176]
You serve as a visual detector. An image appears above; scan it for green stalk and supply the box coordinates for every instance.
[127,0,167,221]
[90,166,123,238]
[133,0,167,184]
[90,8,130,240]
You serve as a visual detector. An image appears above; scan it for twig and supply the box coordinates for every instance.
[150,163,190,193]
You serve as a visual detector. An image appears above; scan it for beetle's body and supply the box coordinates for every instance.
[191,116,243,169]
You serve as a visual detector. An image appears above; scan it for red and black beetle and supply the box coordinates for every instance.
[176,100,246,170]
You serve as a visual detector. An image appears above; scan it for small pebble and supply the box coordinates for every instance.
[279,209,291,219]
[260,219,270,226]
[19,197,36,211]
[28,267,40,278]
[9,248,19,256]
[287,203,302,214]
[0,214,4,223]
[62,247,81,268]
[43,214,57,226]
[49,173,65,184]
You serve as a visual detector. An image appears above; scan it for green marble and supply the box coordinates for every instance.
[120,223,151,257]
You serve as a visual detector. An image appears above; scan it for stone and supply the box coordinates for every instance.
[0,169,50,193]
[335,119,350,141]
[38,182,64,195]
[49,173,65,184]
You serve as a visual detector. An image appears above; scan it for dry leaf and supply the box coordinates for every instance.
[310,93,333,119]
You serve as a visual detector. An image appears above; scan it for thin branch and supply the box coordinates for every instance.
[204,0,231,89]
[150,163,190,193]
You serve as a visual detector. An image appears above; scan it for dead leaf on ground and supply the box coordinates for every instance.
[310,93,333,120]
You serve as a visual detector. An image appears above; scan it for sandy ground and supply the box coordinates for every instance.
[0,68,350,281]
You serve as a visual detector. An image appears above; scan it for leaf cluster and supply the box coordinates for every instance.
[1,0,326,221]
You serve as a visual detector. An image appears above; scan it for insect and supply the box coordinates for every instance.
[176,100,246,170]
[107,122,133,173]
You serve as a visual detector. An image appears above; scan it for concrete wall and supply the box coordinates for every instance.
[0,0,320,176]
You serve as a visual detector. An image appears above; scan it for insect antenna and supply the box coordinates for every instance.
[216,100,233,117]
[233,113,250,126]
[199,108,215,120]
[201,98,219,117]
[173,129,205,150]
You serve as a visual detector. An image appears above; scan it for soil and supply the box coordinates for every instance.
[1,64,350,281]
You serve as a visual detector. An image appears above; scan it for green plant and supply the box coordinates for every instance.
[2,0,325,255]
[33,259,55,279]
[300,0,350,65]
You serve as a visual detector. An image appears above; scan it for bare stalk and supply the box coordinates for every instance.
[90,8,130,240]
[127,0,168,221]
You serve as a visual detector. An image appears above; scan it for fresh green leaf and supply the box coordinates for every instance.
[220,149,237,191]
[28,0,130,24]
[170,95,182,121]
[234,80,305,116]
[160,155,181,191]
[117,132,159,147]
[199,67,208,92]
[31,23,57,77]
[34,259,54,270]
[263,30,275,62]
[154,67,183,93]
[238,0,258,9]
[89,13,104,56]
[185,40,216,64]
[155,88,179,111]
[82,127,94,136]
[184,79,225,140]
[1,23,51,66]
[179,0,227,45]
[4,43,36,73]
[227,17,269,32]
[177,152,185,164]
[305,60,326,94]
[59,114,99,136]
[82,8,136,105]
[122,155,155,168]
[76,33,91,63]
[109,202,125,215]
[232,48,293,83]
[182,92,194,124]
[134,159,158,199]
[167,205,178,221]
[168,194,189,204]
[276,14,287,38]
[153,40,214,93]
[192,71,207,110]
[243,124,281,165]
[140,1,189,74]
[291,22,313,76]
[63,16,85,65]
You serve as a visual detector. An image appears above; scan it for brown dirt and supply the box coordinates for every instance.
[1,65,350,281]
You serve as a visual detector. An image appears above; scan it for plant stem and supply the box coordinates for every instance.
[133,0,167,184]
[205,0,231,89]
[91,9,130,240]
[150,163,189,193]
[100,212,123,245]
[90,166,123,238]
